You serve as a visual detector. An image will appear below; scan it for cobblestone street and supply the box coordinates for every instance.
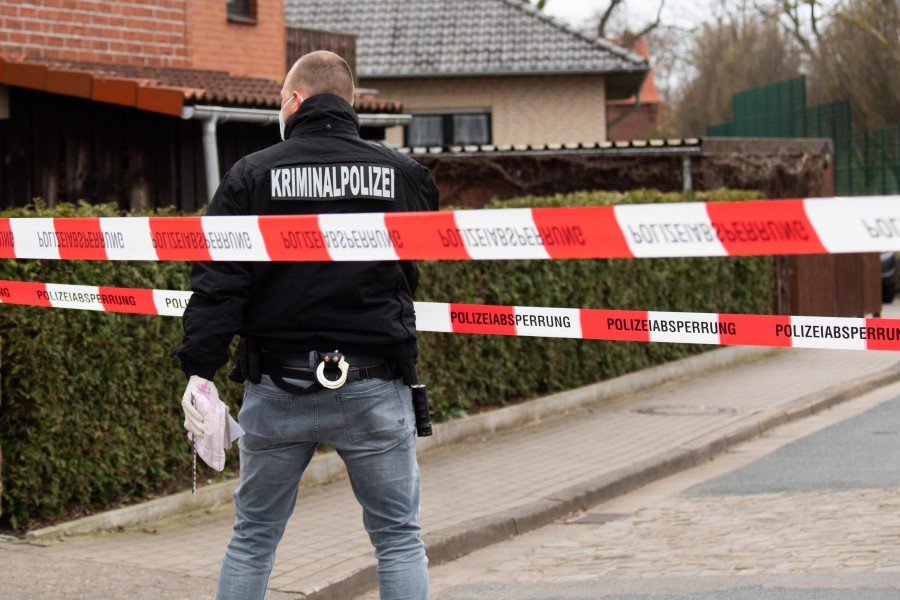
[411,379,900,600]
[483,488,900,582]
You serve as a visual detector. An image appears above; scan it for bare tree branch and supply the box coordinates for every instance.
[808,0,820,39]
[655,22,699,34]
[628,0,666,42]
[780,0,818,56]
[598,0,625,38]
[834,10,900,66]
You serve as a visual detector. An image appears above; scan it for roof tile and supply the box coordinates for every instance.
[4,57,402,114]
[285,0,648,78]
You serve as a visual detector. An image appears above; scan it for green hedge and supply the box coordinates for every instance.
[414,189,773,419]
[0,189,772,530]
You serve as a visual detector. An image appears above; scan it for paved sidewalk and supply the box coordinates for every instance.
[3,344,900,599]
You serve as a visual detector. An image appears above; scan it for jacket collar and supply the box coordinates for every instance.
[284,94,360,138]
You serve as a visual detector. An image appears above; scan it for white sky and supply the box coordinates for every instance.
[541,0,709,96]
[542,0,709,32]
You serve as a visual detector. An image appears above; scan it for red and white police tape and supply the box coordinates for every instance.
[1,195,899,261]
[2,279,900,352]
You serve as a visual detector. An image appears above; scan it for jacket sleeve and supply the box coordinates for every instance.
[399,260,420,295]
[416,163,441,212]
[174,168,253,379]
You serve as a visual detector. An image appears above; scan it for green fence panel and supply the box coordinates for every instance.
[707,77,897,196]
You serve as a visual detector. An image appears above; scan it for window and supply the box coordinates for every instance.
[227,0,256,23]
[407,116,444,147]
[452,114,490,145]
[406,113,491,147]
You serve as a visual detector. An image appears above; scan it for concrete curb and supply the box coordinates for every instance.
[27,345,775,541]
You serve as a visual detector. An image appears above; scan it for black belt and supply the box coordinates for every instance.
[259,352,398,393]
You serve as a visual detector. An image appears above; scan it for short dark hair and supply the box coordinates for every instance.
[287,51,355,104]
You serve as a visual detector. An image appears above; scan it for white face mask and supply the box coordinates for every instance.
[278,94,302,140]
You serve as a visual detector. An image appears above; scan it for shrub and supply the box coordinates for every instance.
[0,189,772,529]
[414,189,772,419]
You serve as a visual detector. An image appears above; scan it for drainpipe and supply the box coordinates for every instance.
[182,105,282,202]
[200,116,221,202]
[181,105,412,202]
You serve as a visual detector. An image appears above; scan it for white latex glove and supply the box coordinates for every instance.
[181,375,244,471]
[181,375,216,437]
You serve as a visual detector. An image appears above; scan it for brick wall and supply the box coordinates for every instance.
[606,104,660,141]
[187,0,284,81]
[373,74,607,146]
[0,0,285,80]
[0,0,191,67]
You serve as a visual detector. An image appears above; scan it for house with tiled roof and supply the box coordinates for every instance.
[606,36,663,141]
[0,0,407,211]
[286,0,649,148]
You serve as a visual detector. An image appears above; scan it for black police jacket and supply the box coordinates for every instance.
[175,94,440,380]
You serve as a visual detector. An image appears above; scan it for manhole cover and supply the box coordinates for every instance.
[634,405,738,417]
[568,513,626,525]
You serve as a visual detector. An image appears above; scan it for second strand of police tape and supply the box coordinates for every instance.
[2,280,900,352]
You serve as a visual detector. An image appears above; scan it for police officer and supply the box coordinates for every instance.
[176,51,438,600]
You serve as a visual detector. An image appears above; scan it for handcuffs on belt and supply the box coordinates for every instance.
[316,350,349,389]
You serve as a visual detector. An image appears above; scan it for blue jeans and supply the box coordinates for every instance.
[216,375,427,600]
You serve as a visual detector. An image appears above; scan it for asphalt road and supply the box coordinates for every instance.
[410,380,900,600]
[686,391,900,496]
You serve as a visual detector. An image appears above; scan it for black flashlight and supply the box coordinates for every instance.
[410,384,433,437]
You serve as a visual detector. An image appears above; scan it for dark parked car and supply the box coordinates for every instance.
[882,251,897,303]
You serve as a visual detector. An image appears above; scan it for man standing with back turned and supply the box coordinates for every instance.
[175,51,439,600]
